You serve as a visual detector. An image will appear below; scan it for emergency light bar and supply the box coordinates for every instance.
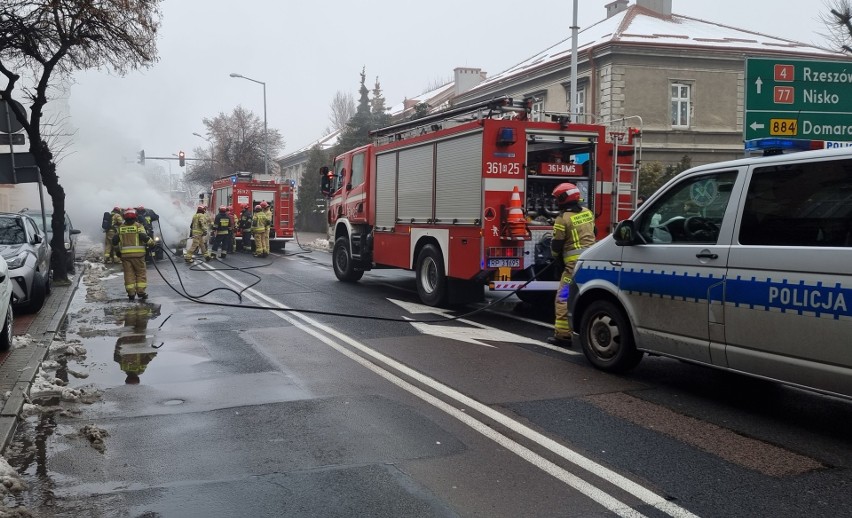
[745,137,824,154]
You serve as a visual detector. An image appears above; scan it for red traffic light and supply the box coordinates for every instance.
[178,150,186,167]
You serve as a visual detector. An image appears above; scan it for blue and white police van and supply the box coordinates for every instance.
[569,141,852,399]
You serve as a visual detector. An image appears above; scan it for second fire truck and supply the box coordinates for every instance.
[210,172,295,251]
[322,98,641,306]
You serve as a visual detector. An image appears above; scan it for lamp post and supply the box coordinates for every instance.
[229,72,268,176]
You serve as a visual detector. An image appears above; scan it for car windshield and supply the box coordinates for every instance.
[27,213,52,234]
[0,218,27,245]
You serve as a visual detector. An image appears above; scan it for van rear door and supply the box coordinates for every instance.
[619,169,742,364]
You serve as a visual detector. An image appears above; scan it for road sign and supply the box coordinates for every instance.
[0,100,26,134]
[745,57,852,141]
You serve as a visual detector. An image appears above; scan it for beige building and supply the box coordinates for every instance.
[452,0,848,166]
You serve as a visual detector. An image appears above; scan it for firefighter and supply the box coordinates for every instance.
[547,182,596,347]
[113,305,159,384]
[104,206,123,264]
[184,205,213,263]
[258,200,271,257]
[238,204,253,252]
[251,204,267,257]
[112,208,154,301]
[136,205,159,262]
[227,207,237,253]
[211,205,234,259]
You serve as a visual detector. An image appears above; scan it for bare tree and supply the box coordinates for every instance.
[328,91,356,133]
[821,0,852,52]
[0,0,162,281]
[185,105,284,186]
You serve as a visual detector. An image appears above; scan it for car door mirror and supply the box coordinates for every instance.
[32,234,42,245]
[614,220,637,246]
[70,229,81,235]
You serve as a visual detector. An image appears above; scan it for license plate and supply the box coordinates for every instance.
[487,258,520,268]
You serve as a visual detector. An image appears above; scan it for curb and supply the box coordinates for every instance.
[0,265,84,454]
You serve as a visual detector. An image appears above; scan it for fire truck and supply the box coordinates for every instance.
[322,98,641,306]
[209,172,295,250]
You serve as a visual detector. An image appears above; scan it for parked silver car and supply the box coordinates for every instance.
[0,212,52,313]
[22,209,81,273]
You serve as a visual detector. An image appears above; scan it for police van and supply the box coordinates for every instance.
[568,144,852,399]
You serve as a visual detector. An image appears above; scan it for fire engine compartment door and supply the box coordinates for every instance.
[435,133,483,224]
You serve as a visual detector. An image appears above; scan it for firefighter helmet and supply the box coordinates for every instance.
[196,205,205,213]
[112,206,121,213]
[254,205,261,212]
[136,205,144,210]
[552,182,582,205]
[219,205,227,213]
[124,208,137,219]
[260,201,269,209]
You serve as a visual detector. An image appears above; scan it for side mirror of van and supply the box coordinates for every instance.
[614,220,637,246]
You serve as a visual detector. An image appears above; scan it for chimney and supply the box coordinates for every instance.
[605,0,629,18]
[403,99,419,110]
[636,0,672,16]
[454,67,486,97]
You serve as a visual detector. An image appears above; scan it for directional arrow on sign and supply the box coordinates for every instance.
[755,77,763,95]
[750,121,765,131]
[388,298,552,349]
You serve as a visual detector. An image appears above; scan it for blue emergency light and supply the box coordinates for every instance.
[231,175,237,184]
[745,138,823,152]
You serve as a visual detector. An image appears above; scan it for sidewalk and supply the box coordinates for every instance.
[0,269,82,453]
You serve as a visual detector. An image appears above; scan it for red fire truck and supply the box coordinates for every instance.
[322,98,641,306]
[209,172,295,250]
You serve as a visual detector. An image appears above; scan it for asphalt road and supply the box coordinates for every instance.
[3,240,852,517]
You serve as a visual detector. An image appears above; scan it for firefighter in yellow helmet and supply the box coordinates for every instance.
[111,208,154,300]
[548,182,595,346]
[251,204,268,257]
[184,205,213,262]
[104,206,124,264]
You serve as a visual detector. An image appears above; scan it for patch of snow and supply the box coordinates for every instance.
[79,424,109,453]
[0,456,27,494]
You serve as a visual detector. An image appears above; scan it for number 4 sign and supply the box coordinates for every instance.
[774,64,794,82]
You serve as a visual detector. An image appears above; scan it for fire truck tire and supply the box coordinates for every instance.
[333,237,364,282]
[416,244,447,307]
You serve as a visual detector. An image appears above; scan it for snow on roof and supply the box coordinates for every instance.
[476,5,842,89]
[279,129,340,162]
[388,81,455,115]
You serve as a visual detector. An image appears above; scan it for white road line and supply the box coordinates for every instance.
[208,268,700,518]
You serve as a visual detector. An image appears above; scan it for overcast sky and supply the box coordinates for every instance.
[67,0,838,161]
[23,0,840,239]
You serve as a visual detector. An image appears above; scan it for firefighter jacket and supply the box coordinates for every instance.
[109,212,123,232]
[190,212,209,237]
[551,206,596,262]
[238,209,252,230]
[112,222,151,259]
[251,211,268,232]
[214,212,234,236]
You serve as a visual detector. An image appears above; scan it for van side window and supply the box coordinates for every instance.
[740,159,852,247]
[639,171,737,244]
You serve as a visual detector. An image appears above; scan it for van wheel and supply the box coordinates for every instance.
[0,301,13,351]
[333,237,363,282]
[579,300,643,373]
[416,244,447,307]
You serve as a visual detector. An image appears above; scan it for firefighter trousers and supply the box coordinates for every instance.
[184,234,211,261]
[212,234,232,256]
[253,231,269,255]
[104,230,118,263]
[553,260,579,340]
[121,256,147,296]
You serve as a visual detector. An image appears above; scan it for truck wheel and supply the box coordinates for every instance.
[416,244,447,307]
[333,237,363,282]
[579,299,643,373]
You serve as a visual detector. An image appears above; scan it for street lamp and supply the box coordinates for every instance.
[229,72,268,176]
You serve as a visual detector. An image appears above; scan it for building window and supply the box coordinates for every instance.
[573,88,586,121]
[531,99,544,122]
[671,83,691,128]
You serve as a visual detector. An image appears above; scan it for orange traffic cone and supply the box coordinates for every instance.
[505,186,529,239]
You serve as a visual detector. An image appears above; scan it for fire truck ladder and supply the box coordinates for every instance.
[370,97,531,144]
[606,118,642,226]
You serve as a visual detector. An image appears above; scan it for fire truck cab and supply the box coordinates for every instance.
[323,98,640,307]
[210,172,295,251]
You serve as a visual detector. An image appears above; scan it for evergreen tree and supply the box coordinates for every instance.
[336,67,373,154]
[371,76,391,130]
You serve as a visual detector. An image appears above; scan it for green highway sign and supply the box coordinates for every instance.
[745,57,852,141]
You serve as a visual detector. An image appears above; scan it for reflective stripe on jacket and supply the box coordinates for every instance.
[552,208,595,261]
[215,213,233,236]
[117,223,147,257]
[190,213,208,236]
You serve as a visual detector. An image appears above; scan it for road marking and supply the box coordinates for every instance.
[207,268,700,518]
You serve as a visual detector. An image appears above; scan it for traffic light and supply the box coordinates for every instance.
[137,150,145,166]
[178,150,185,167]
